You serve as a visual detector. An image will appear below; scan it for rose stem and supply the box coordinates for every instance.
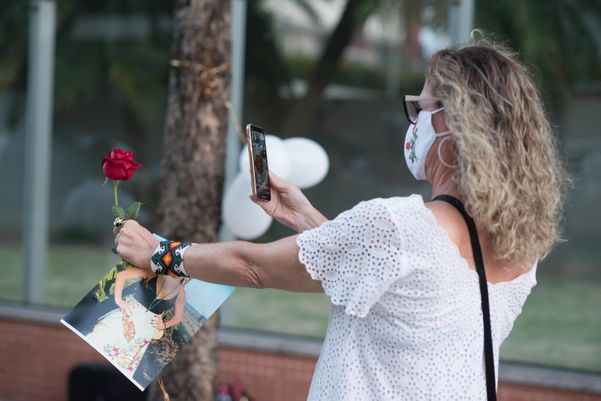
[113,180,119,208]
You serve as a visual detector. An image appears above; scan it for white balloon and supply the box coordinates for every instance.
[222,172,273,239]
[283,137,329,188]
[239,146,250,174]
[239,134,291,179]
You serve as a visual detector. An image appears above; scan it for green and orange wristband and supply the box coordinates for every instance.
[150,240,192,278]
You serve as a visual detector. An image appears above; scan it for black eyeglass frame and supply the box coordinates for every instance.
[402,95,442,125]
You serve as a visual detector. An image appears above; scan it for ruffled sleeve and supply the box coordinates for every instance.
[296,198,410,317]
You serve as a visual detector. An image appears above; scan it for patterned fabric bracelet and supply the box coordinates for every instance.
[150,240,192,278]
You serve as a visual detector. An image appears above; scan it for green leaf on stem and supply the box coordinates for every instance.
[112,205,126,218]
[125,202,142,219]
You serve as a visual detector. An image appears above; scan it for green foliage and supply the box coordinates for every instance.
[288,0,324,26]
[475,0,601,106]
[352,0,388,24]
[2,0,599,135]
[0,2,28,87]
[0,0,172,133]
[93,260,128,302]
[287,55,383,88]
[93,265,118,302]
[244,0,292,93]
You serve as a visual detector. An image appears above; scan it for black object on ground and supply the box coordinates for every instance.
[68,363,148,401]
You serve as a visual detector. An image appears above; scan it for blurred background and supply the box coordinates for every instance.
[0,0,600,382]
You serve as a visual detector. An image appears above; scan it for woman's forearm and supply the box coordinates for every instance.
[183,241,264,288]
[114,220,321,292]
[181,236,322,292]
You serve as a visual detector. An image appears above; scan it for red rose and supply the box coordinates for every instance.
[102,148,142,181]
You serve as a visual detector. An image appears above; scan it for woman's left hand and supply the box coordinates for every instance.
[250,171,327,232]
[151,315,166,331]
[114,220,159,270]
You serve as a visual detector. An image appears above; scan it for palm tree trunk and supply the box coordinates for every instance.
[149,0,231,400]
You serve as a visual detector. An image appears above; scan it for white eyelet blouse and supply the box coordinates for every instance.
[296,194,537,401]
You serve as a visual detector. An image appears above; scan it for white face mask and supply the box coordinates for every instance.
[404,107,450,180]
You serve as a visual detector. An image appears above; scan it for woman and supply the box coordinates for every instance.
[114,41,566,400]
[86,268,187,380]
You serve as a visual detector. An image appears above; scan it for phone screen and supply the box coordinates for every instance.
[247,124,271,200]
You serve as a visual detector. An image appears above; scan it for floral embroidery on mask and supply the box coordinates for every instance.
[406,124,418,163]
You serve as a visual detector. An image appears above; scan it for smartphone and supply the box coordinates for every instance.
[246,124,271,201]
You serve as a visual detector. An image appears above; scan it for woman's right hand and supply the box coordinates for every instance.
[151,315,166,331]
[250,171,328,232]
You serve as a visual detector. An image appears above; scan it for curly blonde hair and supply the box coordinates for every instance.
[427,39,567,266]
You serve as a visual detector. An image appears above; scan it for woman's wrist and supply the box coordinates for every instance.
[298,207,328,232]
[150,240,192,277]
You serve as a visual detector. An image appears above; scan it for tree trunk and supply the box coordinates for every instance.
[150,0,231,400]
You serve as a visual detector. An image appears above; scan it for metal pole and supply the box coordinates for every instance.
[448,0,475,45]
[385,42,401,98]
[385,4,402,99]
[220,0,246,243]
[219,0,247,326]
[23,0,56,304]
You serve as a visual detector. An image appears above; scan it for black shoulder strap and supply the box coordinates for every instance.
[432,194,497,401]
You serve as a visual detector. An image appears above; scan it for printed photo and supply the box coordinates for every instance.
[61,260,235,390]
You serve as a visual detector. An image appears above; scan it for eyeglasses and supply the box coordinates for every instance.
[403,95,442,124]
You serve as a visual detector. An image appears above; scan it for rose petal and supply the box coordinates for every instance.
[102,148,142,180]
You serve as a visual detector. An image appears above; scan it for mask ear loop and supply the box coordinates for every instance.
[437,136,458,168]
